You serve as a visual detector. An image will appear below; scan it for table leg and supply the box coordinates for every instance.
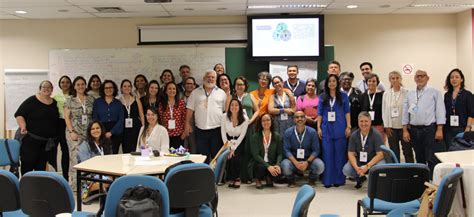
[77,170,82,211]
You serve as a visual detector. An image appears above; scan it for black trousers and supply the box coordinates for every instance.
[195,127,223,163]
[20,136,48,176]
[103,121,122,154]
[122,126,141,153]
[387,128,414,163]
[56,119,69,179]
[254,163,279,180]
[170,136,184,149]
[226,142,243,181]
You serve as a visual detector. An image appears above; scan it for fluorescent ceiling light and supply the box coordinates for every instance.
[15,10,27,14]
[248,4,327,9]
[410,4,474,7]
[346,5,358,9]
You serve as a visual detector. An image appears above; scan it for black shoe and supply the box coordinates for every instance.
[288,180,296,188]
[355,176,367,189]
[308,179,316,186]
[324,185,332,188]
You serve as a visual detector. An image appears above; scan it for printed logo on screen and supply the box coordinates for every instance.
[273,23,292,42]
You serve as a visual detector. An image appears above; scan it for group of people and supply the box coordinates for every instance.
[14,60,473,190]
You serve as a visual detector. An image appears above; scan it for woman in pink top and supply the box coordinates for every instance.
[296,78,319,129]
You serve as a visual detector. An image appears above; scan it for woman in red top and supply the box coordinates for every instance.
[159,82,186,149]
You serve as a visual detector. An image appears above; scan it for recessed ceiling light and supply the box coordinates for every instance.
[217,7,227,10]
[347,5,358,9]
[379,4,391,8]
[184,8,194,11]
[58,9,69,12]
[248,4,327,9]
[15,10,27,14]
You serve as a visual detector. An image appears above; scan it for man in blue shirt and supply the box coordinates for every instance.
[283,65,306,97]
[281,111,325,187]
[402,69,446,167]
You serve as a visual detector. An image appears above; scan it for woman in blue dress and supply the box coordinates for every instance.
[317,74,351,188]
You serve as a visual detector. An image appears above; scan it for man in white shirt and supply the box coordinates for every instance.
[356,62,385,93]
[184,69,227,162]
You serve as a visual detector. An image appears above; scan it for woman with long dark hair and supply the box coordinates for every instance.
[133,74,148,98]
[77,121,112,163]
[119,79,145,153]
[53,75,72,179]
[444,68,474,148]
[159,82,187,149]
[86,74,101,99]
[221,98,249,188]
[137,108,170,155]
[317,74,351,188]
[140,80,160,113]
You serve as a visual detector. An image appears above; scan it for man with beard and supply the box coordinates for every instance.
[283,65,306,97]
[356,62,385,93]
[184,69,227,162]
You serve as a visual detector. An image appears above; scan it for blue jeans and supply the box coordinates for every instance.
[342,160,386,178]
[281,158,325,182]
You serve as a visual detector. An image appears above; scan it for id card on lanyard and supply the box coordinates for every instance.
[168,104,176,129]
[277,93,288,120]
[368,93,376,121]
[79,97,88,126]
[450,91,461,127]
[95,142,104,156]
[328,97,336,122]
[295,127,306,159]
[124,96,133,128]
[391,89,401,118]
[359,133,368,163]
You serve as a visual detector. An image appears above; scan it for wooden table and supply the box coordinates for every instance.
[435,150,474,165]
[73,154,207,211]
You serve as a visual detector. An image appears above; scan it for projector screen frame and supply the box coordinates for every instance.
[247,14,325,61]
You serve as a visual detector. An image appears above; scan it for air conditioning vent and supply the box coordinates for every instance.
[145,0,172,3]
[93,7,125,13]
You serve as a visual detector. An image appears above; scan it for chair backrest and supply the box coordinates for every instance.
[433,167,464,217]
[214,148,230,184]
[19,171,74,217]
[379,145,399,164]
[104,175,170,217]
[367,163,429,208]
[0,170,21,212]
[164,163,215,216]
[0,139,20,166]
[291,184,316,217]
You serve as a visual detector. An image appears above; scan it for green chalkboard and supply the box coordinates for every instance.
[225,46,334,91]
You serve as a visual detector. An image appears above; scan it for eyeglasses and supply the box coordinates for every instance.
[415,74,427,78]
[236,83,245,86]
[41,86,53,89]
[294,116,305,119]
[104,86,114,90]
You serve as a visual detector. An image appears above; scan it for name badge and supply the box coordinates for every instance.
[81,115,88,126]
[359,151,368,163]
[280,113,288,121]
[297,148,305,159]
[328,112,336,122]
[369,111,375,121]
[391,107,399,118]
[450,115,459,127]
[125,118,133,128]
[168,119,176,129]
[408,104,418,114]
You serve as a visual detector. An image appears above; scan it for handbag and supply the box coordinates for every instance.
[418,182,438,217]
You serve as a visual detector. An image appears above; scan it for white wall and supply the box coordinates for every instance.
[0,13,471,136]
[456,10,473,90]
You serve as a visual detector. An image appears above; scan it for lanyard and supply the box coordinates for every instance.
[204,87,214,98]
[262,132,272,153]
[329,97,336,111]
[416,88,425,105]
[277,93,286,108]
[391,89,401,106]
[123,95,132,117]
[94,142,104,156]
[169,103,174,119]
[360,133,368,151]
[294,127,306,148]
[78,96,87,114]
[286,80,299,93]
[451,90,461,114]
[368,92,376,110]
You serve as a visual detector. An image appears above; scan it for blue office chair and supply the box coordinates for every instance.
[357,163,430,217]
[103,175,170,217]
[379,145,399,163]
[165,163,215,217]
[0,170,26,217]
[211,148,230,217]
[0,139,20,166]
[291,184,316,217]
[387,167,464,217]
[19,171,95,217]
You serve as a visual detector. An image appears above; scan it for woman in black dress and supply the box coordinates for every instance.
[119,79,145,153]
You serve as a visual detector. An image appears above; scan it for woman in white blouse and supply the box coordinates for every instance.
[221,98,249,188]
[136,108,169,156]
[382,71,414,163]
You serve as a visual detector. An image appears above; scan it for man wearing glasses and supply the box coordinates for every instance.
[402,70,445,168]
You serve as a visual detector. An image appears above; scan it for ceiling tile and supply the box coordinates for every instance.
[169,10,245,16]
[162,3,246,11]
[248,0,332,4]
[393,7,471,14]
[247,8,324,15]
[326,2,411,10]
[0,6,95,19]
[0,0,71,7]
[78,4,166,13]
[67,0,145,6]
[93,11,170,17]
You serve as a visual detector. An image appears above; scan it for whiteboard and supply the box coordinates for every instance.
[269,61,318,82]
[4,69,49,130]
[49,47,225,88]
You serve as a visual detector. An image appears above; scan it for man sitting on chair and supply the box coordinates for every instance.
[343,111,385,189]
[281,111,325,188]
